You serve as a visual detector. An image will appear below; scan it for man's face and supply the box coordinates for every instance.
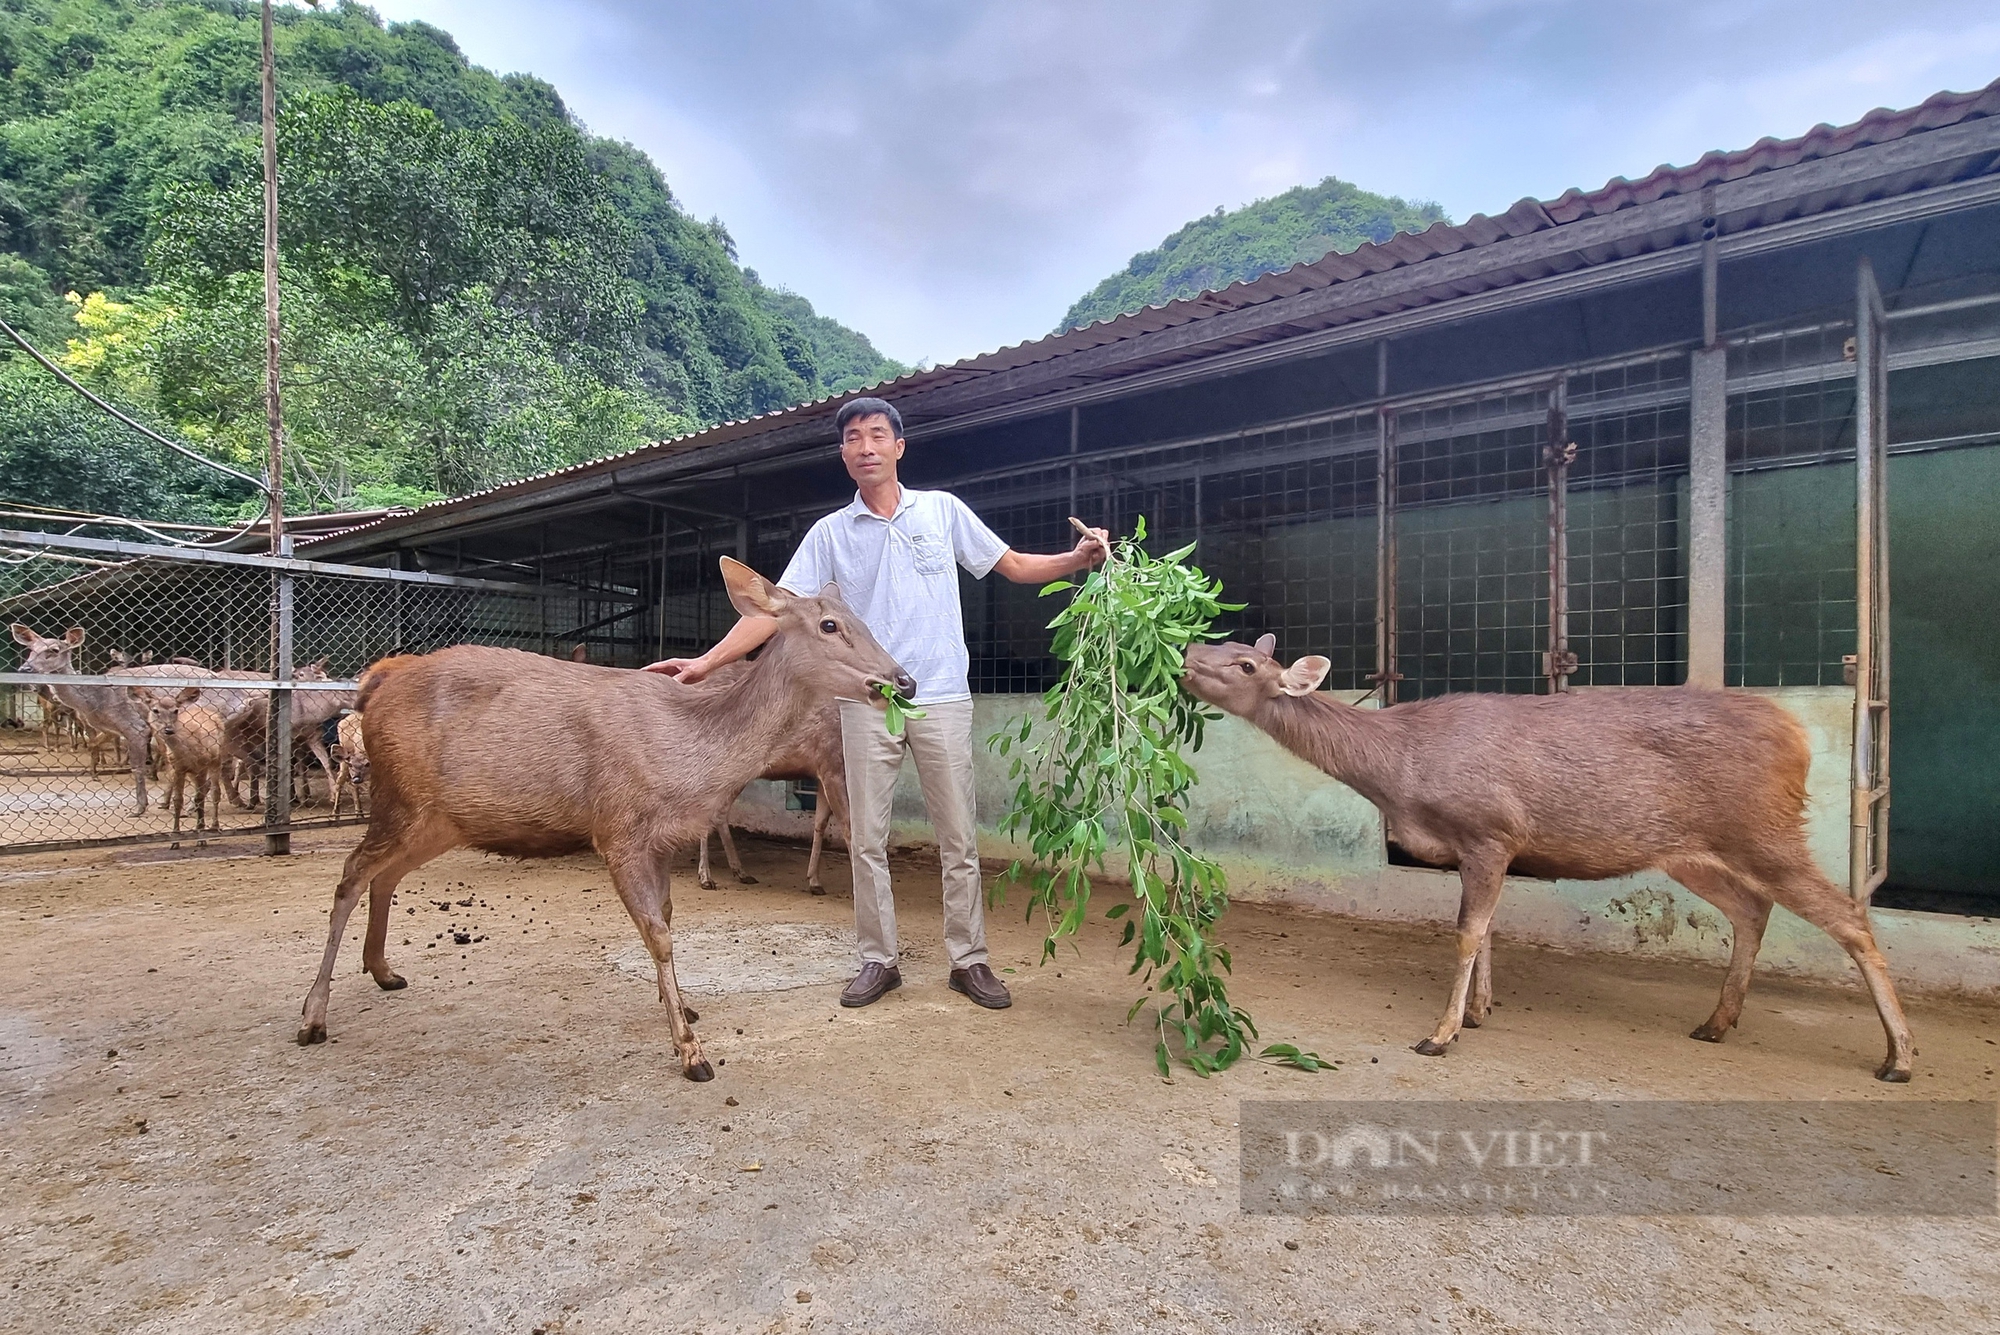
[840,413,905,487]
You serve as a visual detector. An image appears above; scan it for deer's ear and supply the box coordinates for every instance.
[817,581,843,604]
[1279,655,1332,696]
[9,624,32,645]
[63,627,86,646]
[1253,633,1277,659]
[720,556,786,618]
[177,687,202,704]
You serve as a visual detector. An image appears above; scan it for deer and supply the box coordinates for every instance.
[330,711,368,818]
[296,558,913,1081]
[691,663,849,895]
[127,685,228,835]
[1180,634,1916,1083]
[12,625,166,814]
[218,660,349,808]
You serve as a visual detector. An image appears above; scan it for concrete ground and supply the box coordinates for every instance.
[2,832,1997,1334]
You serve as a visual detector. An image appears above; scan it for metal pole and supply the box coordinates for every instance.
[1687,228,1728,688]
[1850,257,1891,901]
[1068,405,1079,521]
[1371,341,1400,705]
[260,0,291,856]
[1545,380,1576,692]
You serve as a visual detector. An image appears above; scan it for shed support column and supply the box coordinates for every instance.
[1687,346,1728,688]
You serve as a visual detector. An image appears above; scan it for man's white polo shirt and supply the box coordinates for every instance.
[776,487,1008,705]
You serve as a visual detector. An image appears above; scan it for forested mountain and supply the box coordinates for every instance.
[0,0,906,520]
[1059,177,1449,333]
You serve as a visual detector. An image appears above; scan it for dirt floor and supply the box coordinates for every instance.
[2,831,1997,1334]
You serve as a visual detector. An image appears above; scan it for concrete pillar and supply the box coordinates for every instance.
[1687,345,1728,687]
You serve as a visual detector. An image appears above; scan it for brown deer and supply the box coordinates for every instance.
[12,625,163,814]
[296,559,912,1081]
[1181,635,1915,1082]
[330,711,368,818]
[693,664,848,895]
[128,685,228,835]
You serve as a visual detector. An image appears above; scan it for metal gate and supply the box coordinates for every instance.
[1851,258,1892,901]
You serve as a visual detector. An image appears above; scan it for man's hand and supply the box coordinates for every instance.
[642,655,711,683]
[1072,523,1112,571]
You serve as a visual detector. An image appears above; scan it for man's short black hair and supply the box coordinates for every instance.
[835,396,902,440]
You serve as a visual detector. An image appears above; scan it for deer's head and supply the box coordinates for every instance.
[719,557,913,705]
[10,625,85,674]
[1181,634,1330,718]
[128,685,203,740]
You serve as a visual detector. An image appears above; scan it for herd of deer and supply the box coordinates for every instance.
[12,554,1917,1086]
[10,625,368,833]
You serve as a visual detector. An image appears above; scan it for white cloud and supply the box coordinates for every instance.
[368,1,1999,364]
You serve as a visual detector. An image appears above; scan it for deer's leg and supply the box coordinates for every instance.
[360,858,411,992]
[1463,930,1494,1028]
[299,818,453,1045]
[718,821,755,885]
[605,850,710,1080]
[1754,861,1914,1082]
[125,724,150,814]
[696,827,716,890]
[805,800,831,895]
[1662,857,1772,1042]
[1415,848,1508,1057]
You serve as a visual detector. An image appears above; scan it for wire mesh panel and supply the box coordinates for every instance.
[0,531,598,853]
[1724,318,1860,686]
[1564,355,1693,686]
[953,415,1379,694]
[1392,385,1553,697]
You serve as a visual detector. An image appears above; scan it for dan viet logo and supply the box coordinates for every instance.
[1239,1100,1998,1217]
[1278,1119,1614,1205]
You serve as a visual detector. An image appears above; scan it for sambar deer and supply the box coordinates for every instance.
[12,625,172,814]
[693,664,848,895]
[297,559,912,1081]
[1181,635,1915,1082]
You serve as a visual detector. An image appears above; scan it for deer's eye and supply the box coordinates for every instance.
[1239,661,1257,675]
[819,618,838,634]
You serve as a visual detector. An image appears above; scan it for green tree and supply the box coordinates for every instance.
[1060,177,1450,332]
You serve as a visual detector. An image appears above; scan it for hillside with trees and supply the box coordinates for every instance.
[1059,177,1448,332]
[0,0,906,520]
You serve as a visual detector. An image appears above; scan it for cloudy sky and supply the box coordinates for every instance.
[371,1,2000,367]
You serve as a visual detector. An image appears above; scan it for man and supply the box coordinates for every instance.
[645,397,1108,1010]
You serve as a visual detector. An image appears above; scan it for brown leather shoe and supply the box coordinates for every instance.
[840,961,901,1008]
[948,963,1012,1009]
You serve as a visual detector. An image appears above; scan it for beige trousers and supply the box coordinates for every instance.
[838,698,986,970]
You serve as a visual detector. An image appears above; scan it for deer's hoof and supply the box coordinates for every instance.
[297,1023,327,1046]
[682,1006,699,1024]
[683,1060,715,1083]
[1875,1061,1912,1084]
[696,877,717,891]
[1461,1011,1485,1029]
[736,873,759,886]
[1689,1023,1728,1043]
[375,973,408,992]
[1412,1037,1451,1057]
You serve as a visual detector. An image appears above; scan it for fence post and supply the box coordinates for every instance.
[264,562,293,856]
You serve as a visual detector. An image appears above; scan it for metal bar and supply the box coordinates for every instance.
[1,816,365,859]
[1372,407,1400,704]
[0,674,358,690]
[1686,346,1729,687]
[1545,382,1574,693]
[0,529,544,591]
[264,567,293,856]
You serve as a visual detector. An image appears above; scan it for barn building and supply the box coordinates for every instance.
[300,81,2000,978]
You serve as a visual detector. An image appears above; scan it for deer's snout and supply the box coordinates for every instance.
[864,670,918,698]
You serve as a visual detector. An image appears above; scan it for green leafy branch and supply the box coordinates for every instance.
[877,680,925,737]
[989,517,1328,1078]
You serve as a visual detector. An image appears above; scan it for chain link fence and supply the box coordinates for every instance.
[1,528,623,854]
